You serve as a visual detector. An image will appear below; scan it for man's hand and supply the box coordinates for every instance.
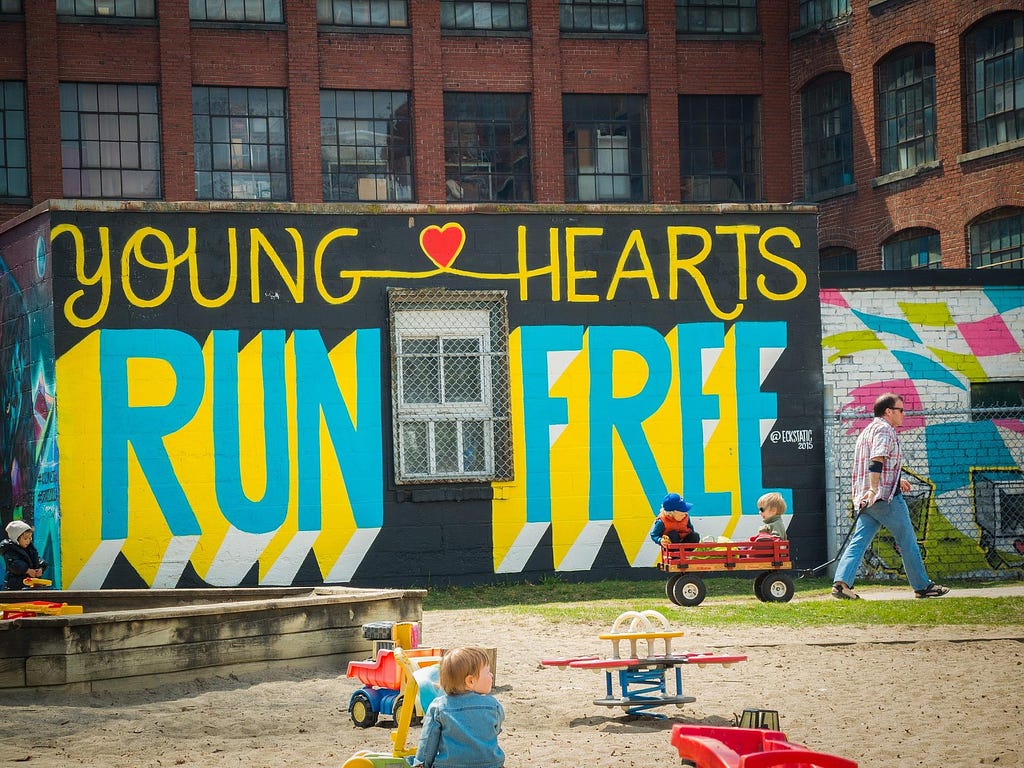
[900,478,911,494]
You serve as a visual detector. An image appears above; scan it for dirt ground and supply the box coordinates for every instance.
[1,592,1022,768]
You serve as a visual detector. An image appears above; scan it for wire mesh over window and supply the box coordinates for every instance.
[389,288,512,484]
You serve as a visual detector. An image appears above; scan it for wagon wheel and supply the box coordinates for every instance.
[349,690,378,728]
[669,575,707,607]
[665,573,684,605]
[759,572,795,603]
[753,572,770,601]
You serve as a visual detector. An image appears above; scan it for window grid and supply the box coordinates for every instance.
[559,0,644,33]
[676,0,758,35]
[878,46,936,175]
[819,246,857,271]
[801,73,853,197]
[444,93,532,203]
[798,0,848,28]
[317,0,408,27]
[966,13,1024,151]
[193,86,290,201]
[441,1,528,30]
[970,210,1024,269]
[389,288,512,484]
[58,0,155,17]
[0,1,21,12]
[60,82,162,200]
[0,81,27,198]
[321,90,413,202]
[679,95,761,202]
[563,94,649,203]
[882,229,941,270]
[190,0,283,22]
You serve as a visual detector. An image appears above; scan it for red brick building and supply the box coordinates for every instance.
[0,0,1020,271]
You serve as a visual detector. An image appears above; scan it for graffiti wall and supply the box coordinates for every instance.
[11,205,827,589]
[821,282,1024,579]
[0,216,58,584]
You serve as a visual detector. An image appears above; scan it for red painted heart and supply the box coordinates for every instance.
[419,223,466,269]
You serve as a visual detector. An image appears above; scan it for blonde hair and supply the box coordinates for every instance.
[439,647,490,695]
[757,492,786,515]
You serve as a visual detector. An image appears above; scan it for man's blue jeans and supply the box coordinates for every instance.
[833,493,931,591]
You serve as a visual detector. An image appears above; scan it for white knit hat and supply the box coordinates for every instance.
[5,520,32,541]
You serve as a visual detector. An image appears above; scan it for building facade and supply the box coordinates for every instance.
[0,1,1017,271]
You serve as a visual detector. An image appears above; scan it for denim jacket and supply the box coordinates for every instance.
[414,692,505,768]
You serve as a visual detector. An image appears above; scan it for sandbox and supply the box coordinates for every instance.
[0,586,425,692]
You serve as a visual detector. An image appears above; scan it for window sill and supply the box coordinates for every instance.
[560,31,647,40]
[317,23,411,34]
[870,160,942,188]
[676,32,761,42]
[790,13,851,41]
[957,137,1024,165]
[57,15,157,26]
[191,20,286,31]
[802,182,857,203]
[441,29,530,38]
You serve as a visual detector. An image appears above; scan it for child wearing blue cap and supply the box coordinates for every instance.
[649,493,700,545]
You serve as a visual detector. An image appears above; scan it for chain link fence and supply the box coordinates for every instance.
[388,288,512,484]
[826,404,1024,582]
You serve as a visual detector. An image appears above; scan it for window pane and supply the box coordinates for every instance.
[878,45,937,174]
[563,94,648,202]
[441,1,528,30]
[193,86,289,200]
[443,93,532,202]
[676,0,758,34]
[560,0,644,32]
[317,0,409,27]
[882,229,941,270]
[60,81,160,199]
[401,422,430,475]
[0,80,27,196]
[679,95,761,202]
[970,210,1024,269]
[965,13,1024,151]
[801,73,853,196]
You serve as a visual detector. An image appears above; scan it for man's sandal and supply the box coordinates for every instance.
[831,583,860,600]
[914,583,950,598]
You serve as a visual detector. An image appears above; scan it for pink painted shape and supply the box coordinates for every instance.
[837,380,925,433]
[958,315,1021,357]
[994,419,1024,435]
[820,288,849,308]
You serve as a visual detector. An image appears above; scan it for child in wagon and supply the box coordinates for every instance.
[649,493,700,545]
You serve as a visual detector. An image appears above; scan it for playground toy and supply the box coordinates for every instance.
[670,724,857,768]
[660,540,794,606]
[1,600,83,620]
[341,646,436,768]
[22,577,52,588]
[541,610,746,718]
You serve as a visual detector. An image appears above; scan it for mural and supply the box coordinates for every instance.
[821,286,1024,579]
[0,221,58,585]
[7,207,827,589]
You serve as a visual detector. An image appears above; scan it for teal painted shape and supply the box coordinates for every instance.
[984,287,1024,314]
[891,350,966,390]
[926,421,1015,495]
[851,308,922,343]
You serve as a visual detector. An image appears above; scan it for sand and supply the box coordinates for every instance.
[1,596,1022,768]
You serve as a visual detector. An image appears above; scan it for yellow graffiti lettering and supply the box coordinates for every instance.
[122,227,188,308]
[716,224,760,302]
[516,225,561,302]
[56,223,111,329]
[250,228,304,303]
[314,227,360,305]
[757,227,806,301]
[607,229,659,301]
[565,227,601,303]
[668,226,742,321]
[188,227,237,308]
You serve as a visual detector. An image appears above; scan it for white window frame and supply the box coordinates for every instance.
[393,308,496,482]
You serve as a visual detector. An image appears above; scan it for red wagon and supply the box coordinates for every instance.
[659,540,794,606]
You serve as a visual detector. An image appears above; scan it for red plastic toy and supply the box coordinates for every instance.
[670,724,857,768]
